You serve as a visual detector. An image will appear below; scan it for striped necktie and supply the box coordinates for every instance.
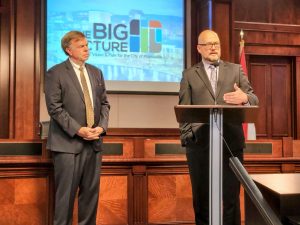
[79,66,94,127]
[209,65,217,93]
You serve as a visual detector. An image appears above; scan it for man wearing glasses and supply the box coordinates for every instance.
[178,30,258,225]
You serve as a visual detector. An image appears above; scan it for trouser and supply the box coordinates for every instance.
[52,146,102,225]
[186,142,243,225]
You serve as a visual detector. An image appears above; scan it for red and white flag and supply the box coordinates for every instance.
[239,32,256,140]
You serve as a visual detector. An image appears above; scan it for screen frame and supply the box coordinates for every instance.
[44,0,190,95]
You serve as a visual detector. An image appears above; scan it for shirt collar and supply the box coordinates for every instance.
[69,58,85,70]
[202,58,220,70]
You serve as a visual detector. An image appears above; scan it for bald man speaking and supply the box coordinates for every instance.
[178,30,259,225]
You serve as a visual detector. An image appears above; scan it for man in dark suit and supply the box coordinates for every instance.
[179,30,259,225]
[45,31,110,225]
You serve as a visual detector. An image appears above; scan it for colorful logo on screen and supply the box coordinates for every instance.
[129,19,162,53]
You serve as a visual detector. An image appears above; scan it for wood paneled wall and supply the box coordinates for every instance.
[0,164,53,225]
[214,0,233,61]
[249,56,293,138]
[0,0,41,139]
[235,0,300,24]
[1,0,300,139]
[232,0,300,139]
[0,0,11,138]
[1,134,300,225]
[1,1,300,224]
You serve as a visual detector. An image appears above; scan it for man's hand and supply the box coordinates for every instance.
[223,83,248,105]
[76,126,104,140]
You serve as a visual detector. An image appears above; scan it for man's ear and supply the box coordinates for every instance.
[197,45,202,53]
[65,48,72,56]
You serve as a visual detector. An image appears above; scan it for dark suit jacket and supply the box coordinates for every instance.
[179,60,259,151]
[45,59,110,154]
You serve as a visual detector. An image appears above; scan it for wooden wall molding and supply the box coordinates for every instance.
[235,21,300,34]
[0,0,42,139]
[1,137,300,224]
[234,22,300,56]
[0,162,53,225]
[296,56,300,138]
[214,0,233,61]
[0,1,11,138]
[107,128,180,137]
[243,45,300,57]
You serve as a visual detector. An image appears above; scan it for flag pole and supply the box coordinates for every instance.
[239,29,257,140]
[240,30,244,54]
[240,29,244,40]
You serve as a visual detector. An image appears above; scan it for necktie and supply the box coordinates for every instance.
[79,66,94,127]
[209,65,217,93]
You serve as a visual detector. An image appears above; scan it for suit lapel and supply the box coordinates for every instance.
[195,62,215,98]
[64,60,85,102]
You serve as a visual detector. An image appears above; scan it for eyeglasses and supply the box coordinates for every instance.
[198,42,220,49]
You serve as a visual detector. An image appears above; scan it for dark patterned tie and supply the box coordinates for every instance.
[209,65,217,93]
[79,66,94,127]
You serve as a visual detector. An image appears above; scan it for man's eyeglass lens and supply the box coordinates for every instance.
[198,42,220,49]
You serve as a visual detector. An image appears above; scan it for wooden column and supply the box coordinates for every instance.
[132,165,147,225]
[214,0,233,62]
[13,0,41,139]
[296,56,300,139]
[0,1,11,138]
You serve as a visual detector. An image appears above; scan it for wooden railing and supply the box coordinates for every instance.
[0,132,300,225]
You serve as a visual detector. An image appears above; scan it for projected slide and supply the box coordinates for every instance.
[47,0,184,92]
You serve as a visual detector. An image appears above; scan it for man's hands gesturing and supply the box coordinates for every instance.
[223,83,248,105]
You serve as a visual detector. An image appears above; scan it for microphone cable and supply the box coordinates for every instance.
[212,109,235,158]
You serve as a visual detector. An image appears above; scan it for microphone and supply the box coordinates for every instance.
[211,61,220,67]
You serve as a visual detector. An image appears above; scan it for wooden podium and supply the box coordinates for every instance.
[174,105,259,225]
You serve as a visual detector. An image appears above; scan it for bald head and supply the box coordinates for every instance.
[198,30,219,44]
[197,30,221,63]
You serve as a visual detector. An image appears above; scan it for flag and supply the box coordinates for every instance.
[239,31,256,140]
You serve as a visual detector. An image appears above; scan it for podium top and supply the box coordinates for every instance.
[174,105,259,123]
